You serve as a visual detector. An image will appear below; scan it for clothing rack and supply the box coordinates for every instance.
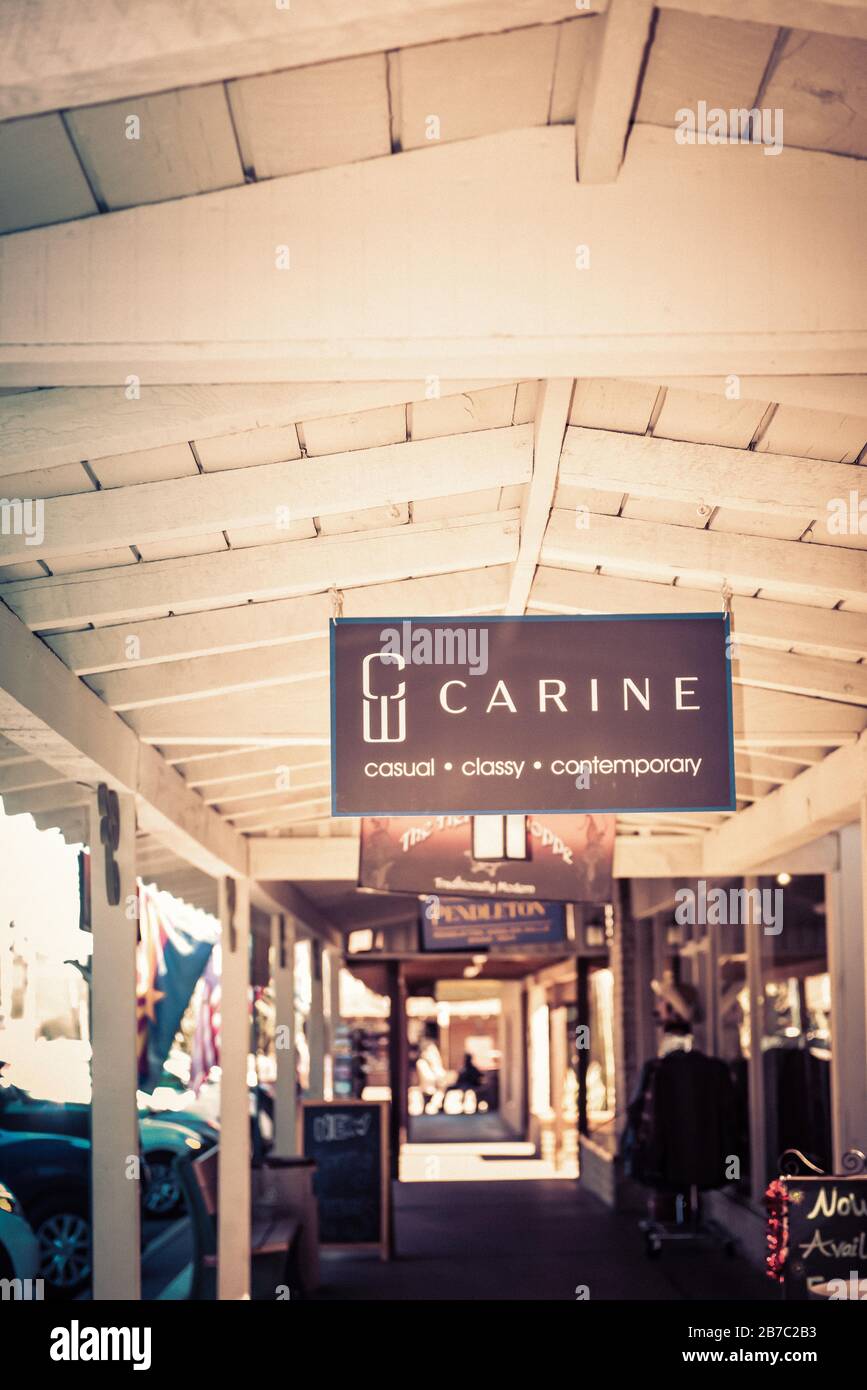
[639,1185,737,1259]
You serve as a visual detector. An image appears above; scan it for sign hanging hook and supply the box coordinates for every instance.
[721,580,733,616]
[329,586,344,620]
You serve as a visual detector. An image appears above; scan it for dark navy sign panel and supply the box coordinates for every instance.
[421,896,566,951]
[330,613,736,815]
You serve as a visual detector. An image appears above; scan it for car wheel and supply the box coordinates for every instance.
[142,1153,182,1217]
[31,1197,91,1297]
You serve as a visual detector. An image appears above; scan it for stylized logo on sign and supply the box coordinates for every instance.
[362,651,406,744]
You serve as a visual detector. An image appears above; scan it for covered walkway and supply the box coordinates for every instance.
[314,1181,772,1301]
[0,0,864,1314]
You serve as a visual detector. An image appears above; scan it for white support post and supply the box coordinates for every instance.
[826,821,867,1166]
[270,912,298,1157]
[89,786,140,1301]
[325,945,342,1102]
[217,876,251,1301]
[307,940,326,1101]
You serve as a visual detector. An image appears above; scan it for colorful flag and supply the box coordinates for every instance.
[136,884,218,1091]
[190,944,222,1095]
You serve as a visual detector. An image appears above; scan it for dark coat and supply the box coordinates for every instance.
[622,1049,738,1192]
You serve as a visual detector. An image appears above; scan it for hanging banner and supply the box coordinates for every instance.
[330,614,735,815]
[358,813,614,903]
[420,896,566,951]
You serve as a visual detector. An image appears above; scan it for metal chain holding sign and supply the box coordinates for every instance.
[97,782,121,906]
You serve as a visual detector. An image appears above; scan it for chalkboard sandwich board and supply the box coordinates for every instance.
[302,1100,390,1260]
[770,1153,867,1299]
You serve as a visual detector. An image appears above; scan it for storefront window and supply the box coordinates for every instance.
[586,966,616,1133]
[760,875,831,1178]
[715,915,751,1193]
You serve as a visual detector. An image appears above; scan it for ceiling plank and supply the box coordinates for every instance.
[0,380,501,478]
[645,376,867,418]
[559,425,863,519]
[506,379,573,613]
[541,509,867,606]
[664,0,867,42]
[531,567,867,659]
[0,426,531,566]
[0,757,68,793]
[2,781,89,816]
[46,566,510,675]
[89,640,328,712]
[3,515,519,630]
[732,647,867,706]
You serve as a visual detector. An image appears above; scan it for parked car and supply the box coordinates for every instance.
[0,1179,40,1291]
[0,1132,90,1296]
[0,1076,219,1218]
[0,1117,213,1297]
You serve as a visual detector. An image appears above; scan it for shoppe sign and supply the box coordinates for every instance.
[358,813,614,904]
[420,896,566,952]
[330,614,735,815]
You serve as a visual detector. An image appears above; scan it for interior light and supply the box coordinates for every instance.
[776,872,792,886]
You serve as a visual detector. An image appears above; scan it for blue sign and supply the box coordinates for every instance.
[420,896,566,951]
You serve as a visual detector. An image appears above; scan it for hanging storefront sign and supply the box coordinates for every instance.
[420,896,566,951]
[358,812,614,903]
[330,614,735,814]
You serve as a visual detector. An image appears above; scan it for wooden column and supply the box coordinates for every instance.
[632,910,656,1066]
[745,876,768,1204]
[89,786,140,1301]
[325,945,342,1101]
[386,961,406,1179]
[270,912,297,1157]
[217,875,251,1301]
[826,821,867,1166]
[307,939,325,1100]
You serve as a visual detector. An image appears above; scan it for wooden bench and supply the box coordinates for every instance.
[175,1147,303,1300]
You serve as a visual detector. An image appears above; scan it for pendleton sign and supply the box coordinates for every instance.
[420,897,567,952]
[330,614,736,815]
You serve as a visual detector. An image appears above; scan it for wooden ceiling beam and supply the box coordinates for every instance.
[46,566,510,675]
[559,425,867,521]
[531,568,867,662]
[541,509,867,607]
[575,0,654,182]
[0,426,531,567]
[505,379,573,613]
[2,128,864,385]
[0,0,589,121]
[3,515,519,630]
[0,380,501,478]
[665,0,867,42]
